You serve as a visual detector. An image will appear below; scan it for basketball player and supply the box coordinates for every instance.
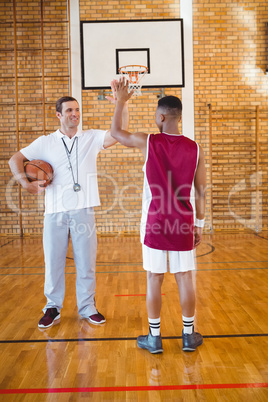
[9,81,129,329]
[111,78,206,353]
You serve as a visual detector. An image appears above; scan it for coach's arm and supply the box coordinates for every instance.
[9,151,46,194]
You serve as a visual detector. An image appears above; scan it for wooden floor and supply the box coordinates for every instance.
[0,233,267,401]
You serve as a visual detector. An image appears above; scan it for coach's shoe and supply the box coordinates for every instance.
[87,312,106,325]
[38,308,60,329]
[182,328,203,352]
[137,329,163,354]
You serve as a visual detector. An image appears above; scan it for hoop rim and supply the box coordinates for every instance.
[118,64,148,74]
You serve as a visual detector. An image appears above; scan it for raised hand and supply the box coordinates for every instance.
[105,79,118,104]
[114,77,134,103]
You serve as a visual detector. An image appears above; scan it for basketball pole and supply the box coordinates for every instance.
[180,0,194,141]
[69,0,83,130]
[180,0,197,310]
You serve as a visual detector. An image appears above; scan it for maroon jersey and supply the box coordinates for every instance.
[141,133,199,251]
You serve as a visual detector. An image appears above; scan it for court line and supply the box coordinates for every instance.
[114,293,165,297]
[197,243,215,257]
[66,243,215,260]
[254,233,268,241]
[0,382,267,394]
[0,333,267,344]
[197,260,268,264]
[0,266,267,276]
[1,260,268,270]
[0,239,16,248]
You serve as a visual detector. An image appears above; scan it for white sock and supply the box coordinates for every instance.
[182,315,194,334]
[149,317,161,336]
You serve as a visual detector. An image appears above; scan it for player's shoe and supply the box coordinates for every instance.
[182,328,203,352]
[38,308,60,328]
[137,329,163,354]
[87,312,106,325]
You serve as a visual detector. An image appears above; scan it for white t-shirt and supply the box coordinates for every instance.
[20,129,106,214]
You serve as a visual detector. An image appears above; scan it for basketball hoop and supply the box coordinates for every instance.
[119,65,148,96]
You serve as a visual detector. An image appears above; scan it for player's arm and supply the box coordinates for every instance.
[110,78,148,158]
[103,79,129,149]
[8,151,46,194]
[193,145,206,247]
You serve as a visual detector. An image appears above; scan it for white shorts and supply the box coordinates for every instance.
[142,244,196,274]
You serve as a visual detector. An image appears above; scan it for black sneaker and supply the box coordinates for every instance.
[182,328,203,352]
[38,308,60,329]
[137,329,163,354]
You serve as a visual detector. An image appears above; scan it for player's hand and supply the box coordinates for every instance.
[106,79,118,104]
[114,77,134,102]
[24,180,47,194]
[194,226,202,248]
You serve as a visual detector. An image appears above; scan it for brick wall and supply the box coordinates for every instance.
[1,1,70,235]
[1,0,267,235]
[193,1,268,231]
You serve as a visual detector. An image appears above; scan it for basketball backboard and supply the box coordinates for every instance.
[80,19,184,90]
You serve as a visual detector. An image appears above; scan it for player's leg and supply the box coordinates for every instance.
[146,270,164,325]
[69,208,105,324]
[39,212,69,328]
[171,251,203,351]
[137,245,166,354]
[175,270,195,317]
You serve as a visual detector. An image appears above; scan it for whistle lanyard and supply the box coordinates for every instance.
[61,136,81,192]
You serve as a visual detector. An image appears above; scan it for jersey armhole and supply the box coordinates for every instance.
[193,143,199,177]
[142,134,150,172]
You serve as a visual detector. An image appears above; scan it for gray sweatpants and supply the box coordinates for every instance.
[43,207,98,317]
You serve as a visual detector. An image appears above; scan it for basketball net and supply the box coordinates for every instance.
[119,65,148,96]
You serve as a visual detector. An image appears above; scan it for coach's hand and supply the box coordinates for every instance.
[105,79,118,104]
[24,180,47,194]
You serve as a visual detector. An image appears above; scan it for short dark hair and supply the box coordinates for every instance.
[157,95,182,118]
[56,96,78,114]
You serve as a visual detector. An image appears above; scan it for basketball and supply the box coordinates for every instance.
[24,160,53,187]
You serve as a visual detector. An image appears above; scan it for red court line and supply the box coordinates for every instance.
[1,383,267,394]
[115,294,165,297]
